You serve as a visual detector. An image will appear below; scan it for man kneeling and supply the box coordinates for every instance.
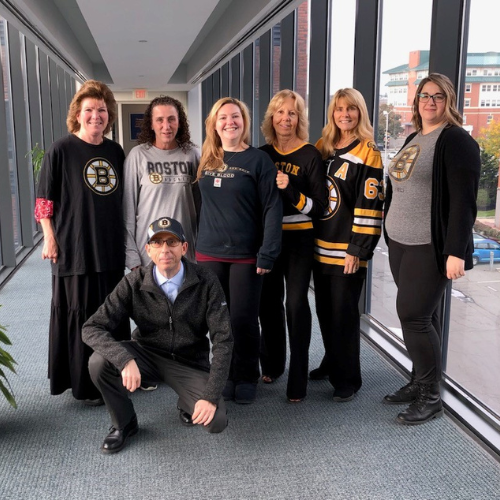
[82,217,233,454]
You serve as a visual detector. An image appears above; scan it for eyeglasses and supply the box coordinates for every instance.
[149,238,181,248]
[417,93,446,103]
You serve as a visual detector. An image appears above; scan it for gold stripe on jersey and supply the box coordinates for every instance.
[295,193,306,211]
[354,208,383,218]
[343,141,383,169]
[353,225,381,235]
[283,221,313,230]
[314,254,368,267]
[314,239,348,250]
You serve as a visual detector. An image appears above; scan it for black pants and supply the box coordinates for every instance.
[313,266,364,393]
[388,238,449,384]
[89,341,227,433]
[260,231,313,399]
[198,261,263,384]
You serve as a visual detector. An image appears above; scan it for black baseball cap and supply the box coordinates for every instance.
[147,217,186,242]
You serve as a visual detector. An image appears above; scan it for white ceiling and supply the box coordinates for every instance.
[7,0,297,92]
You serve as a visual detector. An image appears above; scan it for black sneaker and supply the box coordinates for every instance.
[139,384,158,391]
[333,388,355,402]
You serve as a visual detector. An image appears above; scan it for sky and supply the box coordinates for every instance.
[329,0,500,92]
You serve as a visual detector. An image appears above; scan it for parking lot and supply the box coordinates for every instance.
[369,240,500,415]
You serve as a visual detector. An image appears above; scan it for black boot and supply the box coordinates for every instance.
[396,382,443,425]
[383,377,418,405]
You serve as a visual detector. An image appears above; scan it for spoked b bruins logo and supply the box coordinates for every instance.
[389,145,420,182]
[83,158,118,195]
[321,176,340,220]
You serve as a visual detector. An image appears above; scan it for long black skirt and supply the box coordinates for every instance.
[49,270,130,400]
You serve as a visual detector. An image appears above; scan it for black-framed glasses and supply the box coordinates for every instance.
[417,93,446,103]
[149,238,181,248]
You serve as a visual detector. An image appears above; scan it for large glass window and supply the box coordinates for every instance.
[446,0,500,417]
[295,1,309,108]
[329,0,355,97]
[0,18,21,250]
[368,0,433,342]
[272,23,281,94]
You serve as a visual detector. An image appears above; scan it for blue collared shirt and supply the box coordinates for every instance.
[154,261,185,304]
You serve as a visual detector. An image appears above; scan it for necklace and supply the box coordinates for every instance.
[221,150,240,170]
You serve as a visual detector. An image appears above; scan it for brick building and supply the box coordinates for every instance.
[383,50,500,138]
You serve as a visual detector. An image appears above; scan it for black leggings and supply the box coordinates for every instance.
[260,233,313,399]
[388,238,449,384]
[313,267,365,393]
[198,261,263,384]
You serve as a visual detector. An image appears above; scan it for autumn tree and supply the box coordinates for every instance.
[477,121,500,209]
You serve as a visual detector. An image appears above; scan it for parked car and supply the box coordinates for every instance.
[473,232,488,243]
[472,238,500,266]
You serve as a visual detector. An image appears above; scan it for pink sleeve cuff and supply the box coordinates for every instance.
[34,198,53,222]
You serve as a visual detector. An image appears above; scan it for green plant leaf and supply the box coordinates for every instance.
[0,379,17,408]
[0,328,12,345]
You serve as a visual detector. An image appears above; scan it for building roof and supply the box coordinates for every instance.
[384,51,500,76]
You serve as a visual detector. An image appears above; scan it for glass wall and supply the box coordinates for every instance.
[0,14,78,279]
[329,0,355,97]
[369,0,433,343]
[445,0,500,416]
[0,18,21,250]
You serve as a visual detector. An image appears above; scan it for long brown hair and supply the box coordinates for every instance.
[411,73,463,131]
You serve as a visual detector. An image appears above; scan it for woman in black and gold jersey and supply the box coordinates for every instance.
[312,88,384,402]
[259,90,326,402]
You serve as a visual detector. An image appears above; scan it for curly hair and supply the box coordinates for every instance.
[66,80,117,135]
[197,97,251,180]
[137,95,195,153]
[261,89,309,144]
[411,73,463,131]
[319,88,374,160]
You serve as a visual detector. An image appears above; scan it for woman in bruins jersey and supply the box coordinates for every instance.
[258,90,326,402]
[312,88,384,402]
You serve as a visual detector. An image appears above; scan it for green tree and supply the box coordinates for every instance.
[377,104,404,145]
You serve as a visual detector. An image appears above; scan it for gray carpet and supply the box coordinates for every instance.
[1,249,500,500]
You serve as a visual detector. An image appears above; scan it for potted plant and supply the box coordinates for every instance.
[0,306,17,408]
[26,143,45,183]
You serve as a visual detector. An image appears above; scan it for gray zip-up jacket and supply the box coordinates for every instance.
[82,259,233,404]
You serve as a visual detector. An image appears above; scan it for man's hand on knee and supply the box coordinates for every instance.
[121,359,141,392]
[192,400,216,426]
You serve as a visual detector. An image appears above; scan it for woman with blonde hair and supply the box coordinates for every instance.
[35,80,130,405]
[383,74,480,424]
[259,90,326,402]
[196,97,282,404]
[312,88,384,402]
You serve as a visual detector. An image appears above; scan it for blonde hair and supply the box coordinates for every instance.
[197,98,251,179]
[412,73,463,131]
[66,80,116,135]
[319,88,374,160]
[260,89,309,144]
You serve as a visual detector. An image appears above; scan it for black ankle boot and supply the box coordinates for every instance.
[396,382,443,425]
[383,378,418,405]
